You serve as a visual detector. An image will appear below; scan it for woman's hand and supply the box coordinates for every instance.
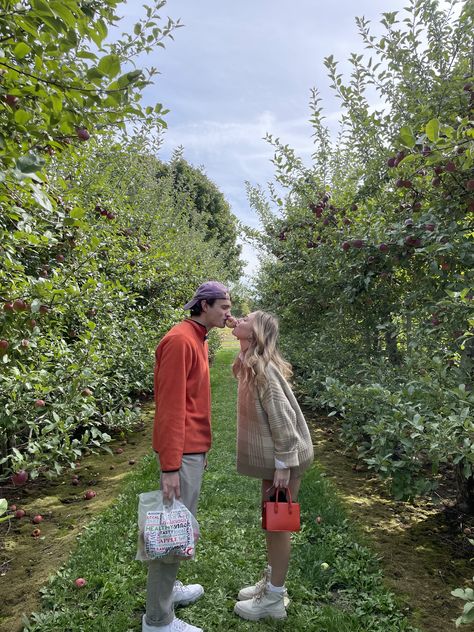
[273,468,290,489]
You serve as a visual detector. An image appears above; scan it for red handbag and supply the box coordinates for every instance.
[262,487,300,532]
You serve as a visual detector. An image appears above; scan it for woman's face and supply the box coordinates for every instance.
[231,312,256,341]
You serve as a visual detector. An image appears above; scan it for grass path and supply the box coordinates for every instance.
[23,343,419,632]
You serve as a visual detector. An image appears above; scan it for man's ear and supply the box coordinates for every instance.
[200,299,209,313]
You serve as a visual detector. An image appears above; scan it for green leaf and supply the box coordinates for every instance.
[400,125,415,148]
[69,207,86,219]
[98,54,121,78]
[14,109,32,126]
[16,153,45,174]
[13,42,31,59]
[0,498,7,516]
[425,118,440,142]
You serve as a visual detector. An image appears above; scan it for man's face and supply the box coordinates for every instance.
[201,297,232,329]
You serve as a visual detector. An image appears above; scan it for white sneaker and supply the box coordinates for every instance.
[238,566,289,607]
[172,580,204,606]
[234,586,287,621]
[142,614,203,632]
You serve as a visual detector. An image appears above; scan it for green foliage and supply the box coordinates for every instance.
[452,574,474,627]
[155,153,243,280]
[248,0,474,502]
[0,2,242,480]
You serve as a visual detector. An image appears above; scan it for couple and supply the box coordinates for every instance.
[143,281,314,632]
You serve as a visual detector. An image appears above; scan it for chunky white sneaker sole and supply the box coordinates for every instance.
[233,599,287,621]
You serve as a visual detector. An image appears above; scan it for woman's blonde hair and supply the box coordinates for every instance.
[232,310,292,387]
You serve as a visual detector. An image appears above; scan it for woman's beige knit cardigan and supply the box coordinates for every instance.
[236,362,314,480]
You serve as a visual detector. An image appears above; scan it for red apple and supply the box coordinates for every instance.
[379,243,389,252]
[11,470,28,486]
[76,127,90,141]
[39,305,49,315]
[4,94,19,107]
[15,509,26,519]
[56,254,65,263]
[32,515,43,524]
[9,504,17,512]
[0,339,9,353]
[28,319,37,329]
[444,161,456,173]
[34,399,46,407]
[341,241,350,251]
[21,338,29,348]
[466,179,474,191]
[84,490,96,500]
[3,302,13,312]
[74,577,87,588]
[13,299,27,311]
[352,239,364,249]
[115,447,124,454]
[81,388,93,397]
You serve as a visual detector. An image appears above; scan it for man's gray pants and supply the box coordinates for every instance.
[145,453,206,627]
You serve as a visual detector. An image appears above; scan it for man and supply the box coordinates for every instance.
[143,281,232,632]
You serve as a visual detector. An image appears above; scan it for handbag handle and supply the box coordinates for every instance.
[267,486,293,514]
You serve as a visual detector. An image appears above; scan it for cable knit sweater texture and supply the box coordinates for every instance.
[236,362,314,479]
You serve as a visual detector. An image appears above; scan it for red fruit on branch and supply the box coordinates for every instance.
[4,94,19,107]
[466,179,474,191]
[39,305,49,315]
[28,319,37,329]
[0,339,9,353]
[431,177,441,187]
[3,302,14,312]
[379,243,389,252]
[76,127,90,141]
[11,470,28,486]
[13,299,27,311]
[424,224,436,232]
[55,254,65,263]
[341,241,350,251]
[444,161,456,173]
[412,201,422,211]
[81,388,93,397]
[352,239,364,249]
[34,399,46,407]
[387,157,396,168]
[434,165,443,175]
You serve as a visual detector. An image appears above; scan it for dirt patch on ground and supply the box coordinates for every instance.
[310,414,474,632]
[0,406,155,632]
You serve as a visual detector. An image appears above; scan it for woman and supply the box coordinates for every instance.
[229,311,314,621]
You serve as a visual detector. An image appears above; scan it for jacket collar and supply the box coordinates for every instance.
[184,318,208,342]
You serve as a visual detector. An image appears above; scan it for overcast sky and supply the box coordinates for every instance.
[117,0,413,279]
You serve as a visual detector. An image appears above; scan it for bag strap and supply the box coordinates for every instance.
[267,486,293,513]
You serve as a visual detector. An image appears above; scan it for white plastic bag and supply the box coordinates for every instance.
[136,490,199,562]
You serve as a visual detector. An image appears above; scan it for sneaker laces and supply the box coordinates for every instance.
[174,580,184,592]
[254,581,268,603]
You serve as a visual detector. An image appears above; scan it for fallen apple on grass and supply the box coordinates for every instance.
[74,577,87,588]
[11,470,28,486]
[32,515,43,524]
[84,490,96,500]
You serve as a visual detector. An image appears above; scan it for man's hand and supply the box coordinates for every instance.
[273,468,290,489]
[161,471,180,502]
